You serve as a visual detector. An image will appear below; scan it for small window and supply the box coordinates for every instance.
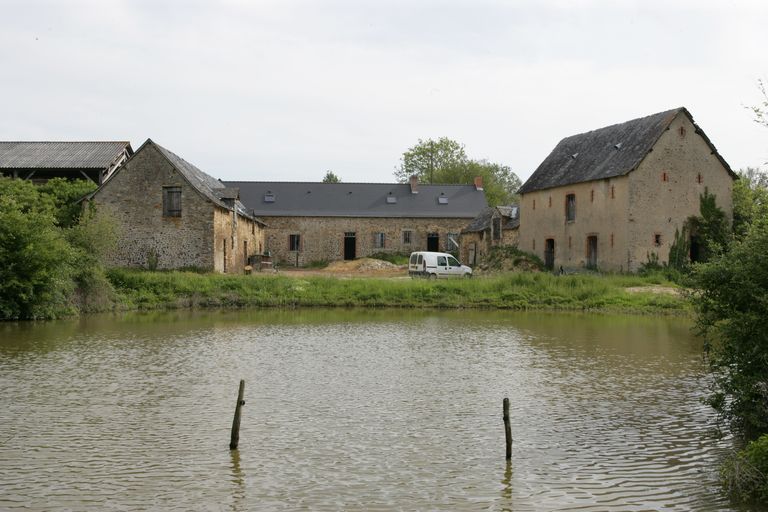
[447,256,460,267]
[548,196,552,207]
[654,233,662,247]
[402,230,413,244]
[533,199,536,210]
[568,236,572,249]
[289,234,301,251]
[438,194,448,204]
[264,192,275,202]
[662,172,668,182]
[611,233,615,248]
[386,194,397,204]
[697,173,703,184]
[590,189,594,203]
[533,239,536,251]
[437,255,447,266]
[373,232,385,248]
[565,193,576,222]
[611,186,615,199]
[163,186,181,217]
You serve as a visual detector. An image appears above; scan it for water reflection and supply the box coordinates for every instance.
[0,309,752,511]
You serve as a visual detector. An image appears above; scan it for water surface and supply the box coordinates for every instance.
[0,310,742,511]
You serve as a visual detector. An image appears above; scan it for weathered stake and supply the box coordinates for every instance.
[503,397,512,460]
[229,379,245,450]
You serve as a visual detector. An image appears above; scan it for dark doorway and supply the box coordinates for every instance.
[344,232,356,260]
[427,232,439,252]
[544,238,555,271]
[586,235,598,269]
[690,235,701,263]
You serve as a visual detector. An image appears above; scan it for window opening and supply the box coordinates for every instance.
[163,186,182,217]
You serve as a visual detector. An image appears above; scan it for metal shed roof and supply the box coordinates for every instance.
[0,141,132,169]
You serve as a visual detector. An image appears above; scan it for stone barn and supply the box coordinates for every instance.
[460,205,519,266]
[227,176,488,266]
[89,139,265,273]
[517,107,735,272]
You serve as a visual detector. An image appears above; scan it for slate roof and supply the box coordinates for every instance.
[518,107,734,194]
[463,205,519,233]
[226,181,488,218]
[0,141,132,169]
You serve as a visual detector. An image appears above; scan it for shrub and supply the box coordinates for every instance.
[722,434,768,503]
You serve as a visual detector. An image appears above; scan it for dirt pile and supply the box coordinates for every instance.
[324,258,404,274]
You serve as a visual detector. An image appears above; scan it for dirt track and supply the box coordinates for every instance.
[275,258,408,279]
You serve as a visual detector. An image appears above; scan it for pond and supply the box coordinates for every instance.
[0,310,746,511]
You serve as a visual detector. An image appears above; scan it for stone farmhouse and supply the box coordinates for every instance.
[517,107,735,272]
[0,141,133,184]
[459,205,519,266]
[226,176,488,266]
[88,139,265,273]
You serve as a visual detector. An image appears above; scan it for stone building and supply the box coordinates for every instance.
[227,176,488,266]
[460,205,519,266]
[89,139,265,273]
[0,141,133,184]
[517,107,735,272]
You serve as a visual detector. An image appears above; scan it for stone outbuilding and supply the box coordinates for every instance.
[0,141,133,184]
[227,176,488,266]
[89,139,265,273]
[459,205,519,266]
[518,107,735,272]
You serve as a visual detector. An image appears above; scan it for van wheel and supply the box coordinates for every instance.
[428,273,437,280]
[464,273,472,279]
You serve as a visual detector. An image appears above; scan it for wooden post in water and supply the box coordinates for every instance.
[230,380,245,450]
[503,397,512,460]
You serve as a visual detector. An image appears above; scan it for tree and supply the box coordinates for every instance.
[322,171,341,183]
[695,215,768,439]
[394,137,522,206]
[689,189,730,262]
[748,78,768,131]
[393,137,467,183]
[733,168,768,239]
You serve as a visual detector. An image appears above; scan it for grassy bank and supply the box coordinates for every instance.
[106,268,688,314]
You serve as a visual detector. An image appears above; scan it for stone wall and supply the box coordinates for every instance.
[262,216,472,266]
[213,208,264,273]
[627,113,733,271]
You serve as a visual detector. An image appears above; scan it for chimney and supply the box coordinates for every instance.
[409,175,419,194]
[474,176,484,191]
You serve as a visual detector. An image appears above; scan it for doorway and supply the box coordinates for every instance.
[586,235,598,269]
[427,232,439,252]
[344,232,356,260]
[544,238,555,271]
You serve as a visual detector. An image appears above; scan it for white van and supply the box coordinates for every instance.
[408,251,473,279]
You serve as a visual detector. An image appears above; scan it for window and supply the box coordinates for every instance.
[244,241,248,266]
[289,234,301,251]
[438,194,448,204]
[386,194,397,204]
[568,236,572,249]
[446,233,459,251]
[447,256,460,267]
[533,199,536,210]
[565,193,576,221]
[662,172,668,182]
[697,173,703,184]
[373,232,385,248]
[611,233,614,248]
[590,189,594,203]
[532,239,536,251]
[654,233,662,247]
[611,186,615,199]
[223,238,227,273]
[264,192,275,202]
[437,255,447,266]
[402,230,413,244]
[548,196,552,207]
[163,186,181,217]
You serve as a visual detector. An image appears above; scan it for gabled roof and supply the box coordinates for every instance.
[96,139,262,223]
[463,205,519,233]
[518,107,734,194]
[0,141,132,169]
[225,181,488,218]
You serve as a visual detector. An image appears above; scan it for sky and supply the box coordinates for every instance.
[2,0,767,184]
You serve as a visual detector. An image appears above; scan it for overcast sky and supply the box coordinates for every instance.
[2,0,767,183]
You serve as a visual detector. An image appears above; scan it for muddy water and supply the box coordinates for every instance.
[0,310,744,511]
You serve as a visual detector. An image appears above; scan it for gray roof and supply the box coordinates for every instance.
[226,181,488,218]
[463,205,519,233]
[518,107,734,194]
[0,141,132,169]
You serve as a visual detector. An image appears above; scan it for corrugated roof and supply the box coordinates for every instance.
[0,141,132,169]
[463,205,519,233]
[518,107,734,194]
[226,181,488,218]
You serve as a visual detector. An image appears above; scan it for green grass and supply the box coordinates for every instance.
[106,268,689,314]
